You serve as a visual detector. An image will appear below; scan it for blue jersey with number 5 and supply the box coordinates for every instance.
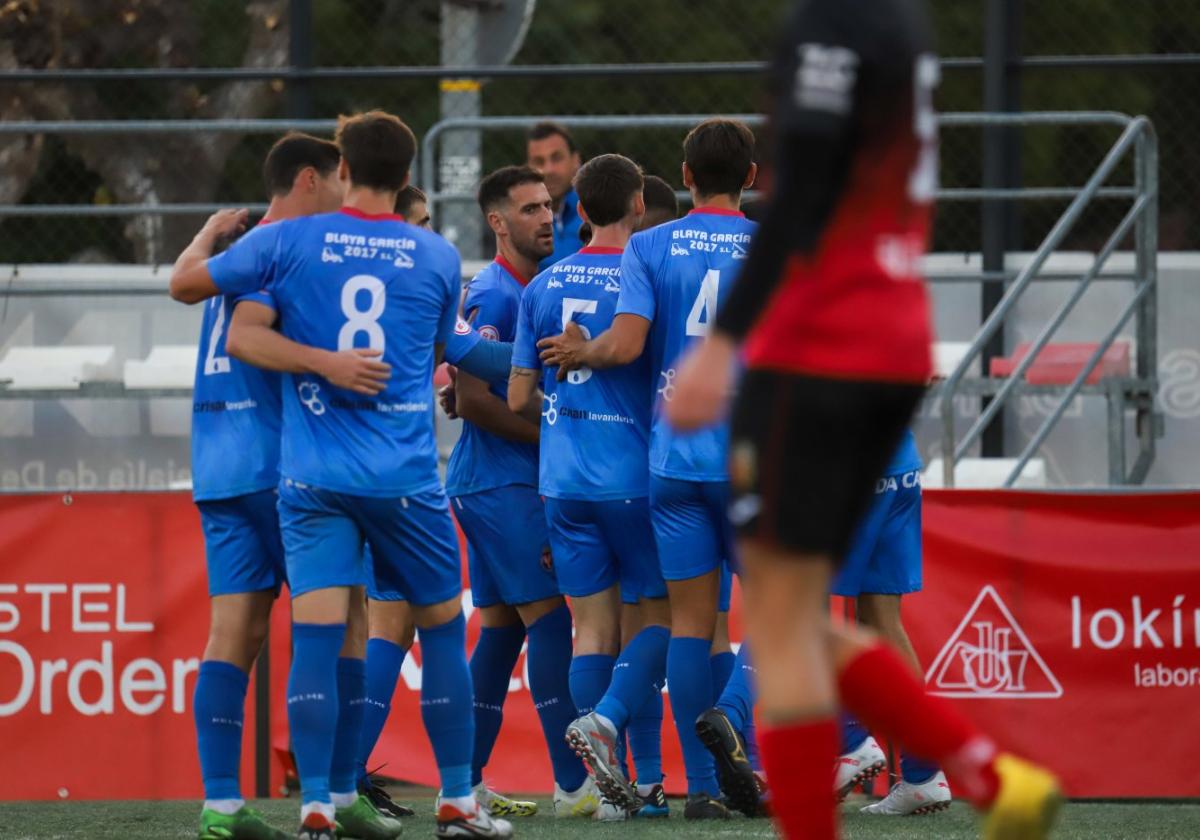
[190,286,283,502]
[208,208,460,497]
[615,208,757,481]
[512,247,652,500]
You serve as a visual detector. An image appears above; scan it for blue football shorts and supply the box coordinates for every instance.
[831,470,923,597]
[450,484,560,609]
[197,488,287,597]
[649,475,736,585]
[277,478,461,606]
[545,496,667,603]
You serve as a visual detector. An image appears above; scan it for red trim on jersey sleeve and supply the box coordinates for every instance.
[339,207,406,222]
[577,246,624,255]
[688,206,746,218]
[494,254,532,286]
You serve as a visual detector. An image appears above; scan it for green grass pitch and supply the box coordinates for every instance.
[2,797,1198,839]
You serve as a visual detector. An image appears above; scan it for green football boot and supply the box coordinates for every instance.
[198,806,290,840]
[334,794,404,839]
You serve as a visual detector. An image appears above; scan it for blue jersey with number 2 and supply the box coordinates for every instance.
[616,208,758,482]
[190,287,283,502]
[512,247,652,500]
[207,208,460,497]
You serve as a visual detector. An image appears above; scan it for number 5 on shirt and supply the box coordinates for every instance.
[561,297,597,384]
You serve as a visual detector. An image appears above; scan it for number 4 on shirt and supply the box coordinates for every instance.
[685,269,721,338]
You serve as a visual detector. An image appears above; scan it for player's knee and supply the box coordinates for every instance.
[573,620,620,657]
[412,596,464,629]
[516,595,565,626]
[479,603,522,628]
[857,593,904,635]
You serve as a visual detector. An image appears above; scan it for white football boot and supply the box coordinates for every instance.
[552,777,601,818]
[861,771,953,816]
[835,736,888,801]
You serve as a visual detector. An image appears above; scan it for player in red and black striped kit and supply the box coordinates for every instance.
[668,1,1062,838]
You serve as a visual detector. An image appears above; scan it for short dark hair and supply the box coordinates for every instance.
[573,154,644,227]
[477,165,546,215]
[683,118,755,198]
[527,121,577,154]
[395,185,428,217]
[335,110,416,192]
[642,175,679,218]
[262,132,340,197]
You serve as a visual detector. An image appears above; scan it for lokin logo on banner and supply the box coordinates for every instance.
[925,585,1063,699]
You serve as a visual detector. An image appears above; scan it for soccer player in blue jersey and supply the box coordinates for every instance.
[442,165,596,820]
[171,133,345,840]
[527,122,583,271]
[538,119,759,820]
[508,153,672,820]
[171,111,510,840]
[833,430,952,815]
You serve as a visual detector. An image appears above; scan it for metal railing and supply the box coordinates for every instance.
[934,112,1159,487]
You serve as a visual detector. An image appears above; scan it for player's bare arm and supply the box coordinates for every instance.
[168,208,250,303]
[537,313,651,382]
[226,299,391,396]
[506,366,542,426]
[455,367,539,443]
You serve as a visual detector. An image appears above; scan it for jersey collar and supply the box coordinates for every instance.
[688,206,745,218]
[495,254,532,286]
[340,207,406,222]
[578,246,624,255]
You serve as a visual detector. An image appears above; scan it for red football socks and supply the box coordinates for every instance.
[838,642,1000,806]
[759,717,838,840]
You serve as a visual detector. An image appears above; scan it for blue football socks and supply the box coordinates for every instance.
[710,650,736,700]
[628,682,664,785]
[194,659,249,802]
[467,622,525,787]
[569,654,614,716]
[840,712,871,755]
[595,625,670,730]
[288,623,347,806]
[667,636,720,796]
[356,638,409,786]
[419,612,476,798]
[330,657,366,796]
[526,605,587,792]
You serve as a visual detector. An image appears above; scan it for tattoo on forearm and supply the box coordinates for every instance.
[509,367,535,381]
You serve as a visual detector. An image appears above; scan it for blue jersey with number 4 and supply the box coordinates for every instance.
[512,247,652,500]
[445,258,539,497]
[616,208,758,482]
[207,208,460,497]
[190,288,283,501]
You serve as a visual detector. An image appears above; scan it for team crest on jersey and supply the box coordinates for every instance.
[477,325,500,342]
[454,318,472,336]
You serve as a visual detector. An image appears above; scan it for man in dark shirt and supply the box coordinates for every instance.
[668,2,1061,838]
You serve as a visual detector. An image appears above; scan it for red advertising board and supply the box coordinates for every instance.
[2,489,1198,800]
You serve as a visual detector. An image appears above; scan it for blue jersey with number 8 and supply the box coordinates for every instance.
[615,208,758,482]
[207,208,460,497]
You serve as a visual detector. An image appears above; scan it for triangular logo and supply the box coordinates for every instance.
[925,585,1063,699]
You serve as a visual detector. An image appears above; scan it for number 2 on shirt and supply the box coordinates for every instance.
[561,297,596,384]
[203,297,231,375]
[685,269,721,337]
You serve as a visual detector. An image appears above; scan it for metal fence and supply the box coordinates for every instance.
[0,0,1199,263]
